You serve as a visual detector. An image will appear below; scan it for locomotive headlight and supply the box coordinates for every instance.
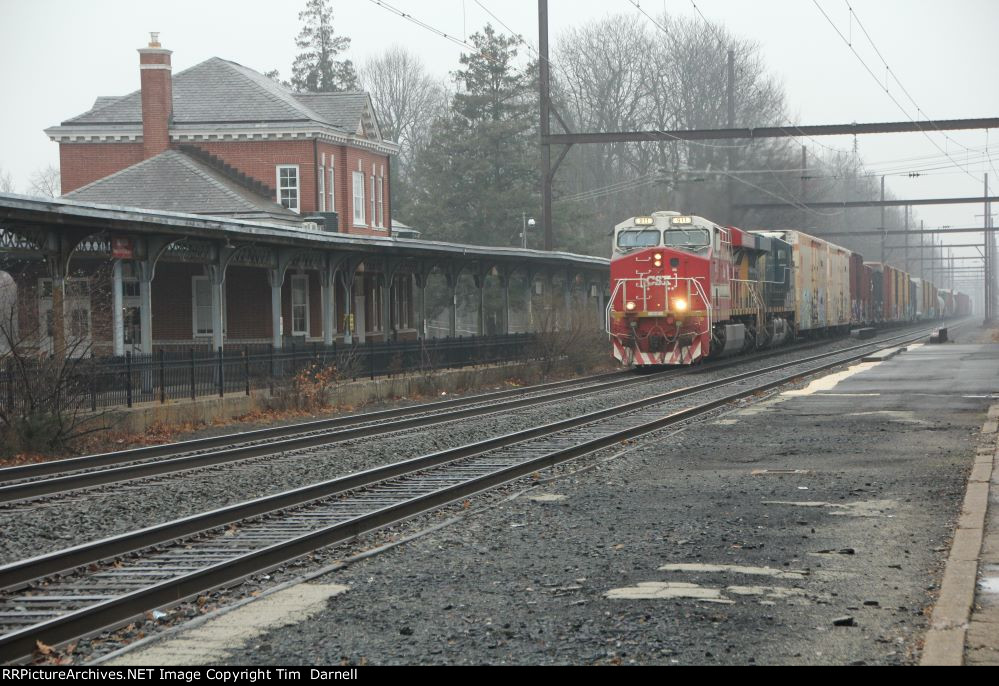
[654,260,663,267]
[654,254,663,261]
[625,301,638,312]
[672,298,688,313]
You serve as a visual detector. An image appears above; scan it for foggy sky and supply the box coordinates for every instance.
[0,0,996,267]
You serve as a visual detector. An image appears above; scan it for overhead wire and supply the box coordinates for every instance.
[365,0,480,51]
[645,0,849,218]
[843,0,998,187]
[811,0,983,185]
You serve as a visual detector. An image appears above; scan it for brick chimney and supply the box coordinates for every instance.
[138,32,173,158]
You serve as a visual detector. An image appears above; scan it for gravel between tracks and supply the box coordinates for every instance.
[0,326,935,564]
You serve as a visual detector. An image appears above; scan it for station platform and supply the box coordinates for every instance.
[109,327,999,666]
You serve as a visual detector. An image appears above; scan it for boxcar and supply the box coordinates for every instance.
[922,280,939,319]
[938,289,955,318]
[910,278,923,320]
[849,253,871,324]
[955,291,972,317]
[780,231,852,332]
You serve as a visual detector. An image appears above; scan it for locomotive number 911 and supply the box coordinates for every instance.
[608,211,794,367]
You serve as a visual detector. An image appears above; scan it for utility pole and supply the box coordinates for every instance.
[879,175,886,265]
[727,49,736,225]
[538,0,553,251]
[904,205,910,276]
[986,172,994,322]
[800,146,808,229]
[921,220,928,284]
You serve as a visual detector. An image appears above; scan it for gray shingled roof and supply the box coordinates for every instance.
[62,150,299,222]
[63,58,359,132]
[293,92,376,136]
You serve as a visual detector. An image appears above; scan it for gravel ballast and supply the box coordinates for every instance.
[0,325,942,564]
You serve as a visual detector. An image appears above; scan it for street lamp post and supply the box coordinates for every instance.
[522,213,536,249]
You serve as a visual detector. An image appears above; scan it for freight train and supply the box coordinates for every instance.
[607,211,971,367]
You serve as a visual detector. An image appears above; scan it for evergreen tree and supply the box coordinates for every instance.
[405,25,538,247]
[291,0,358,92]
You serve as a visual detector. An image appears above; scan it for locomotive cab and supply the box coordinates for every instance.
[608,212,720,366]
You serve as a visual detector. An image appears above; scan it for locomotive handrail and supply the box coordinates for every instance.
[607,276,713,344]
[688,277,713,333]
[731,279,765,310]
[605,280,625,334]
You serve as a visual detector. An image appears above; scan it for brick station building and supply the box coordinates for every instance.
[36,35,399,353]
[0,36,609,359]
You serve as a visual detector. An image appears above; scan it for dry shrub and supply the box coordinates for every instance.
[278,346,362,412]
[531,296,610,379]
[282,363,340,412]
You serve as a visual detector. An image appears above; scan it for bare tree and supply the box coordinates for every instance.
[0,263,114,456]
[551,12,799,236]
[0,272,14,354]
[28,164,61,198]
[360,47,444,158]
[0,167,16,194]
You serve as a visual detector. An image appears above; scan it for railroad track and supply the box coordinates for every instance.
[0,324,955,663]
[0,325,936,505]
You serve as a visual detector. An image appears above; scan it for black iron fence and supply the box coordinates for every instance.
[0,334,535,413]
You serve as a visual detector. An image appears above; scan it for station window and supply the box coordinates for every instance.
[318,165,326,212]
[276,165,300,213]
[377,176,384,228]
[291,275,310,336]
[192,277,214,337]
[328,167,335,213]
[352,171,365,226]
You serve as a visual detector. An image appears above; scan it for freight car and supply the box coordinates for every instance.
[909,278,940,320]
[753,230,853,334]
[938,289,955,318]
[954,291,973,317]
[850,253,874,324]
[865,262,912,323]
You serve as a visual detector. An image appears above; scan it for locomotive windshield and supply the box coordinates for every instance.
[663,227,711,249]
[617,229,661,249]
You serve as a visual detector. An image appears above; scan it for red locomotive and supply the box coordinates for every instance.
[607,212,794,366]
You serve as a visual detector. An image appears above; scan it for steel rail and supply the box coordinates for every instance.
[0,329,893,503]
[0,369,631,482]
[0,370,677,502]
[0,325,955,663]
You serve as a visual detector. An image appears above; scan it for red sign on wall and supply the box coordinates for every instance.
[112,238,134,260]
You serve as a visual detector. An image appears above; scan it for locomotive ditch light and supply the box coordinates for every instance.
[672,298,688,312]
[625,301,638,312]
